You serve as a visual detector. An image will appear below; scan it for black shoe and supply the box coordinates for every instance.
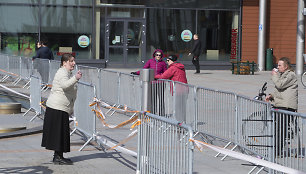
[194,72,200,74]
[53,155,73,165]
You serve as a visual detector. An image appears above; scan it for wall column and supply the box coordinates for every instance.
[296,0,305,75]
[257,0,267,71]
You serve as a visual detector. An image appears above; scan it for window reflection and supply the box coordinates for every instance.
[146,8,236,62]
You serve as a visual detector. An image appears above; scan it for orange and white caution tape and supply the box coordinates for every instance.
[190,139,305,174]
[90,97,140,113]
[90,97,141,129]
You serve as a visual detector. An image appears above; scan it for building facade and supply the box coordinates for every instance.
[1,0,241,67]
[241,0,301,67]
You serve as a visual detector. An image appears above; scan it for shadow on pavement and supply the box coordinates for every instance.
[0,165,52,174]
[71,151,137,171]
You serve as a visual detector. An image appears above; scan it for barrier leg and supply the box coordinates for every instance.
[23,108,32,117]
[1,75,9,82]
[12,77,21,86]
[79,136,93,151]
[221,144,238,161]
[215,142,231,157]
[23,80,30,88]
[29,112,40,122]
[70,128,77,136]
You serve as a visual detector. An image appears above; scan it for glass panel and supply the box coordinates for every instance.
[41,0,92,5]
[145,0,240,9]
[0,0,38,3]
[1,34,37,57]
[107,7,144,18]
[197,11,234,61]
[127,48,141,63]
[146,8,196,61]
[109,21,124,46]
[38,33,92,60]
[127,22,142,46]
[100,0,144,5]
[99,8,106,59]
[0,5,39,33]
[109,47,123,62]
[41,6,92,33]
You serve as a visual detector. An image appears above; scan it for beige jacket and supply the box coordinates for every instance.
[271,69,298,110]
[46,67,78,115]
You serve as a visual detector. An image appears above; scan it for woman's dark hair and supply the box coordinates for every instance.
[279,57,293,71]
[60,53,74,66]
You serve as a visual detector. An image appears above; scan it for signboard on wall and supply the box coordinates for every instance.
[78,35,90,48]
[181,30,192,42]
[230,29,238,61]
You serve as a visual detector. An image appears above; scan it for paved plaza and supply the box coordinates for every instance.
[0,69,305,174]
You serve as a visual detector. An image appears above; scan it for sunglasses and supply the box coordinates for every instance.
[166,59,170,62]
[155,54,162,57]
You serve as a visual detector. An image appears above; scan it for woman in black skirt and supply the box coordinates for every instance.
[41,53,82,165]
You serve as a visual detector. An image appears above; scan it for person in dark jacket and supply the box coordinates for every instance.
[32,40,54,60]
[131,49,167,75]
[32,39,54,83]
[155,55,188,123]
[188,34,202,74]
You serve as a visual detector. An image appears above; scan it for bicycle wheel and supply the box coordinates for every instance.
[301,71,306,88]
[241,110,271,158]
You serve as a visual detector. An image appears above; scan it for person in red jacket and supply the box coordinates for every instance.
[154,55,187,84]
[155,55,188,123]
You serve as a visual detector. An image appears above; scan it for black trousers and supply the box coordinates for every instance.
[192,56,200,73]
[273,107,297,156]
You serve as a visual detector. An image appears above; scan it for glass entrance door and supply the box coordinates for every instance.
[106,19,145,65]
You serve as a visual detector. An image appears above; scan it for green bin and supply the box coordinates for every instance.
[266,48,273,71]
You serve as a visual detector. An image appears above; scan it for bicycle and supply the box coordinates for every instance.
[241,82,272,158]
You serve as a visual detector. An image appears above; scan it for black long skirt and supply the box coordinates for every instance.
[41,107,70,152]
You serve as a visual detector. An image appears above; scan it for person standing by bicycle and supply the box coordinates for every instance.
[265,57,298,111]
[265,57,298,157]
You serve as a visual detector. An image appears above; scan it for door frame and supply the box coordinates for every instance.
[105,17,146,65]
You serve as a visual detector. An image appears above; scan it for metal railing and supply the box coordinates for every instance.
[272,109,306,172]
[137,112,194,174]
[1,53,306,173]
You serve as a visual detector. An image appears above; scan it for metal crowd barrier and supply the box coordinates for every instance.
[23,75,42,122]
[99,69,120,105]
[32,59,50,85]
[70,81,96,151]
[272,109,306,173]
[76,64,100,86]
[1,54,306,173]
[137,112,194,174]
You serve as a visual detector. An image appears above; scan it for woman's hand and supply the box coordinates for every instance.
[75,70,82,80]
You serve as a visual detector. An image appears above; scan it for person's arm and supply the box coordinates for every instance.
[133,59,152,75]
[56,69,78,90]
[32,49,41,59]
[162,62,168,73]
[272,71,297,90]
[142,59,151,69]
[50,50,54,60]
[155,67,174,80]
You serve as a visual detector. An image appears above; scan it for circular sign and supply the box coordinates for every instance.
[78,35,90,48]
[181,30,192,42]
